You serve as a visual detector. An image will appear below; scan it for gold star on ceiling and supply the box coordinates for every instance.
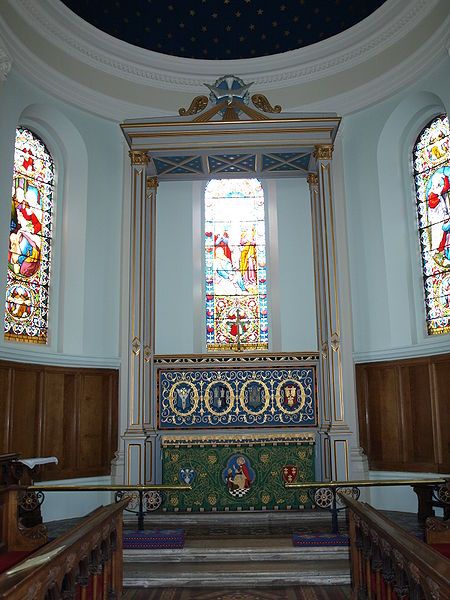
[63,0,388,61]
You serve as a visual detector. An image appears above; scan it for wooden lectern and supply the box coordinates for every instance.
[0,453,50,552]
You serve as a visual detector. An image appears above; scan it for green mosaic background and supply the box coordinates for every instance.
[162,441,314,512]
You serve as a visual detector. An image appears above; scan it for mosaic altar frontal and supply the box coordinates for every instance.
[157,366,317,429]
[161,433,315,512]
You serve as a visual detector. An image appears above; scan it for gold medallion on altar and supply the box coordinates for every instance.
[204,380,234,416]
[169,381,199,417]
[239,380,270,416]
[275,380,306,415]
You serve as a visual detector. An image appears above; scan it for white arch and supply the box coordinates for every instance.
[377,90,447,354]
[3,102,89,360]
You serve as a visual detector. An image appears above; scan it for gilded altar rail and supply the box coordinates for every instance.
[285,478,446,488]
[286,478,449,535]
[26,484,191,530]
[27,484,191,491]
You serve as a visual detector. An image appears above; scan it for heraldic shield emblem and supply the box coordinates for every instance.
[282,465,298,484]
[179,467,196,485]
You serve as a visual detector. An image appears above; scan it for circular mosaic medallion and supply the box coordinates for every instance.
[204,380,235,416]
[169,381,199,417]
[239,380,270,416]
[275,380,306,415]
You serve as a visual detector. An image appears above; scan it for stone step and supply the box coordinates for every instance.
[123,511,350,588]
[123,558,351,588]
[124,540,349,563]
[123,510,343,527]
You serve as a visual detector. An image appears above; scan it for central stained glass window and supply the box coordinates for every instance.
[205,178,269,351]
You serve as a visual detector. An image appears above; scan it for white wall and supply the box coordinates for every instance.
[344,55,450,362]
[274,178,317,351]
[155,180,195,354]
[39,476,113,522]
[0,70,123,366]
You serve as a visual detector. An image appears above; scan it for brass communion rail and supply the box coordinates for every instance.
[286,478,449,535]
[27,484,191,491]
[27,484,192,530]
[285,478,446,488]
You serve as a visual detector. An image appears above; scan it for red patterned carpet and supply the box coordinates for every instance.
[123,586,351,599]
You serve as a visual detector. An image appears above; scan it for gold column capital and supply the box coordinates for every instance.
[314,145,334,161]
[307,172,319,187]
[129,150,149,166]
[146,176,159,189]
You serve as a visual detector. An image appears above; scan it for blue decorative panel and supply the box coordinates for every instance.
[183,157,203,172]
[208,155,256,173]
[261,153,311,172]
[261,155,280,170]
[153,156,203,175]
[157,366,317,429]
[291,154,311,170]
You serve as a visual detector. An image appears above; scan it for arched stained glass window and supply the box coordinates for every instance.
[205,178,268,351]
[4,127,55,344]
[413,114,450,335]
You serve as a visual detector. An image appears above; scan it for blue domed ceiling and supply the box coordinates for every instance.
[61,0,387,60]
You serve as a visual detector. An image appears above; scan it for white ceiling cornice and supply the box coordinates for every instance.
[0,0,448,120]
[5,0,440,90]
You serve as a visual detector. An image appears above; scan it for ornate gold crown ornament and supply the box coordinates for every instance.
[178,75,283,122]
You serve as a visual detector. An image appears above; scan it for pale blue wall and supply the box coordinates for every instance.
[0,71,123,365]
[155,181,195,354]
[154,178,317,354]
[343,55,450,360]
[275,178,317,351]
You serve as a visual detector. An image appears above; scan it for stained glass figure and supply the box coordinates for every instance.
[205,178,268,350]
[413,114,450,335]
[4,127,55,344]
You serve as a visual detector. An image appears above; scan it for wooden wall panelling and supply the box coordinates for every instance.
[365,365,403,469]
[41,370,77,480]
[78,372,118,478]
[10,365,42,460]
[400,363,436,470]
[355,366,369,457]
[431,358,450,472]
[0,360,119,481]
[356,353,450,474]
[0,365,12,453]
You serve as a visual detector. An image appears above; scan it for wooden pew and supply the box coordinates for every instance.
[426,516,450,560]
[341,494,450,600]
[0,498,128,599]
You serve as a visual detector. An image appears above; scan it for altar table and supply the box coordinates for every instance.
[161,432,315,512]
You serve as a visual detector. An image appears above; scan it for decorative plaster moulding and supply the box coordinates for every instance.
[0,346,121,368]
[0,0,448,119]
[354,337,450,363]
[6,0,440,90]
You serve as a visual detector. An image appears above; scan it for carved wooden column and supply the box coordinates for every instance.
[308,145,352,481]
[123,151,157,485]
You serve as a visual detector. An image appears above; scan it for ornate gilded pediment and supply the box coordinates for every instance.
[178,75,282,122]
